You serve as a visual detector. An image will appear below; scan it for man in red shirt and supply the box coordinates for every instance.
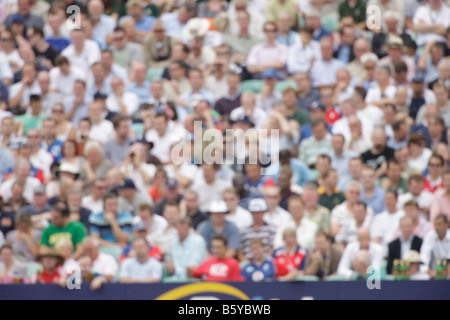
[191,235,243,282]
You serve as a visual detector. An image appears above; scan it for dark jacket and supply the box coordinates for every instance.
[387,236,423,274]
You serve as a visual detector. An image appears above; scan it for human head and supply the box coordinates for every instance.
[211,234,228,259]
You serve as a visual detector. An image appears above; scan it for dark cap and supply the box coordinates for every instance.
[12,14,25,24]
[307,100,326,112]
[235,114,255,127]
[165,178,178,189]
[411,75,425,83]
[115,178,138,190]
[93,92,108,100]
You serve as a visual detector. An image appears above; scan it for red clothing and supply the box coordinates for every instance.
[272,246,308,277]
[148,185,163,203]
[423,176,444,194]
[325,108,341,125]
[193,257,243,282]
[40,269,61,284]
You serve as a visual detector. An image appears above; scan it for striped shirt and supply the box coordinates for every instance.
[240,223,276,260]
[89,211,133,243]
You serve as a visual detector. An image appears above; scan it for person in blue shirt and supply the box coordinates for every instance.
[241,238,276,282]
[360,166,386,215]
[89,193,133,246]
[121,0,156,38]
[266,149,311,187]
[40,118,64,163]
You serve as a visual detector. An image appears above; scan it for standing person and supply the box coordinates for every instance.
[40,201,86,260]
[190,235,243,282]
[119,237,163,283]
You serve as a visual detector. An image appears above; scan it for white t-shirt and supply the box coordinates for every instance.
[365,84,397,104]
[0,50,24,69]
[274,217,318,251]
[132,215,168,235]
[371,209,405,257]
[397,191,434,211]
[263,207,292,230]
[119,163,156,192]
[30,148,54,180]
[0,176,41,203]
[413,4,450,46]
[226,206,253,231]
[106,92,139,116]
[61,39,101,76]
[89,120,115,144]
[9,80,41,106]
[145,121,185,163]
[49,65,86,96]
[408,148,432,173]
[82,195,104,214]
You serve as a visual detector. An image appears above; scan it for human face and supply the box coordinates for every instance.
[385,192,397,210]
[133,239,149,260]
[357,230,370,250]
[434,217,448,239]
[399,218,414,239]
[250,242,265,261]
[223,192,238,210]
[428,157,444,179]
[263,24,277,43]
[320,40,333,61]
[288,199,304,221]
[301,189,318,210]
[345,185,361,203]
[112,31,127,49]
[211,239,227,259]
[314,234,329,255]
[104,197,118,215]
[361,168,376,189]
[163,206,180,226]
[176,222,190,240]
[51,210,65,228]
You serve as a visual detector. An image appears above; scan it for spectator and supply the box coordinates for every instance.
[329,134,357,181]
[132,203,168,237]
[287,25,319,75]
[412,0,450,47]
[361,127,395,178]
[299,119,332,168]
[360,166,386,215]
[246,21,288,80]
[272,226,308,281]
[61,28,101,76]
[178,189,208,230]
[371,189,405,256]
[197,200,240,257]
[191,234,243,281]
[147,202,180,255]
[305,230,343,279]
[89,192,133,247]
[103,116,134,166]
[241,238,276,282]
[430,168,450,222]
[214,72,241,116]
[80,140,114,186]
[302,183,331,233]
[274,196,318,251]
[162,60,191,104]
[239,198,276,261]
[6,211,40,261]
[397,174,434,213]
[81,178,107,214]
[119,237,162,283]
[310,37,345,88]
[337,228,383,280]
[0,158,41,203]
[110,26,144,70]
[387,215,423,274]
[116,178,153,216]
[347,38,371,79]
[165,216,207,280]
[142,20,175,69]
[396,199,433,239]
[153,178,182,216]
[420,214,450,276]
[37,246,64,284]
[0,244,18,283]
[4,0,44,29]
[64,80,92,128]
[40,201,86,259]
[223,188,252,232]
[319,168,346,211]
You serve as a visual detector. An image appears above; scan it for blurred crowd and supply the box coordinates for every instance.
[0,0,450,286]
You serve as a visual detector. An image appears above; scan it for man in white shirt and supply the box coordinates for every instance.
[82,178,107,214]
[262,186,291,229]
[397,174,434,213]
[337,228,384,280]
[287,25,320,75]
[413,0,450,47]
[145,111,185,165]
[9,62,41,109]
[223,188,252,231]
[230,92,268,129]
[62,28,101,76]
[0,158,41,202]
[310,37,346,87]
[365,65,397,107]
[106,77,139,117]
[273,196,318,251]
[371,189,405,257]
[88,100,115,145]
[420,214,450,274]
[49,55,85,97]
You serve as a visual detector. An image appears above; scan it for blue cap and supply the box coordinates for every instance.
[307,100,326,112]
[235,114,255,127]
[132,221,147,232]
[261,68,278,79]
[165,178,178,189]
[93,92,108,100]
[411,75,425,83]
[12,14,25,24]
[115,178,137,190]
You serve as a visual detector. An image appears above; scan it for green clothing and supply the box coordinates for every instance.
[339,0,367,24]
[40,221,87,250]
[318,190,346,212]
[14,113,46,136]
[288,109,309,126]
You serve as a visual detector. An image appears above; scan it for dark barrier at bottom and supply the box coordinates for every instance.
[1,280,450,300]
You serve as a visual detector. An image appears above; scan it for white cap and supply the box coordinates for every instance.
[208,200,230,214]
[248,198,268,212]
